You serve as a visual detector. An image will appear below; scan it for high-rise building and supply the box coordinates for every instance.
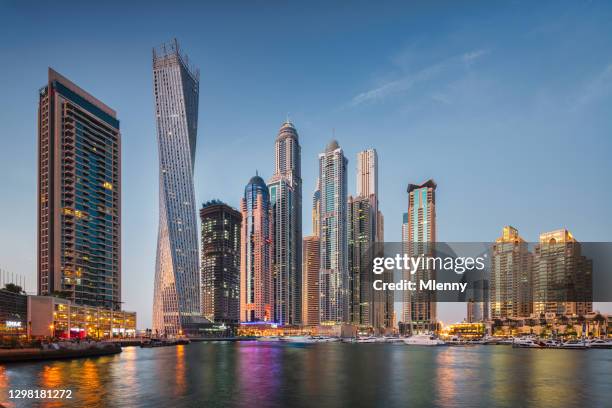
[240,174,273,322]
[312,179,321,238]
[302,235,320,326]
[350,148,390,329]
[200,200,242,324]
[152,40,201,336]
[318,140,348,323]
[533,229,592,317]
[356,149,378,198]
[268,121,302,325]
[404,179,437,333]
[490,226,532,319]
[38,68,121,310]
[348,194,378,326]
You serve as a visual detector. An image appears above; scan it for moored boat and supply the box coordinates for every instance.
[403,334,446,346]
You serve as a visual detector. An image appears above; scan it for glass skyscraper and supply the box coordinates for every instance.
[404,179,437,334]
[38,68,121,311]
[200,200,242,324]
[268,121,302,325]
[240,175,273,322]
[152,40,201,336]
[318,140,348,323]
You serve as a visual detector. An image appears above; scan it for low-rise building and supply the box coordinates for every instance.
[0,287,27,339]
[27,296,136,339]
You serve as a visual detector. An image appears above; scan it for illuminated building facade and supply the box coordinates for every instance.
[312,180,321,238]
[318,140,348,323]
[240,175,273,322]
[348,194,378,326]
[152,40,201,336]
[490,226,532,319]
[268,121,302,325]
[404,179,437,333]
[28,295,136,339]
[200,200,242,324]
[38,68,121,310]
[302,235,320,326]
[0,288,27,338]
[533,229,592,316]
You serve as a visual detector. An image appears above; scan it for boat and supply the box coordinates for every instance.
[559,339,588,349]
[311,336,340,343]
[355,336,378,344]
[256,336,283,342]
[403,334,446,346]
[512,338,542,348]
[587,339,612,349]
[281,336,317,344]
[382,336,404,344]
[541,339,562,348]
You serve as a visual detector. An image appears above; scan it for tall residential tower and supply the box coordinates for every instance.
[318,140,348,323]
[240,175,273,322]
[200,201,242,323]
[268,121,302,325]
[152,40,201,336]
[38,68,121,310]
[490,226,532,319]
[404,179,437,333]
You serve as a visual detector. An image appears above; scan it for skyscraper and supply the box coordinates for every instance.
[38,68,121,310]
[152,40,201,336]
[356,149,378,198]
[318,140,348,323]
[268,121,302,325]
[490,226,532,319]
[348,194,378,326]
[200,200,242,323]
[404,179,437,333]
[533,229,592,317]
[312,179,321,238]
[349,149,389,329]
[302,235,320,326]
[240,174,273,322]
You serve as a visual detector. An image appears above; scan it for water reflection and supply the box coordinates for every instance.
[174,345,186,397]
[0,344,609,407]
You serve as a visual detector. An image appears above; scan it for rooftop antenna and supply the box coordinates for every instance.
[256,169,259,177]
[286,112,291,123]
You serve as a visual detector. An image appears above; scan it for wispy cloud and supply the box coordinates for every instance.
[349,48,490,107]
[574,63,612,108]
[462,49,489,65]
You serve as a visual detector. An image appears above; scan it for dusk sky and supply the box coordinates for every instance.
[1,1,611,327]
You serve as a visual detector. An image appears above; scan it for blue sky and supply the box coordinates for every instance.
[1,1,611,327]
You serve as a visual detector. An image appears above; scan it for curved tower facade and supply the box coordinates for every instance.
[240,175,273,322]
[268,121,302,325]
[152,40,201,336]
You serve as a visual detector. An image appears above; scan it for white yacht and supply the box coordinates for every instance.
[281,336,317,343]
[587,339,612,349]
[311,336,340,343]
[403,334,446,346]
[512,338,542,348]
[559,339,588,349]
[355,336,379,344]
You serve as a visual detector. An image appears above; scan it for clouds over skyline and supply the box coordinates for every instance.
[349,48,490,107]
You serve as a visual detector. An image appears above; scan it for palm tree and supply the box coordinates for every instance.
[594,314,606,337]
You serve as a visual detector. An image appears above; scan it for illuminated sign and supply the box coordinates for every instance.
[6,321,22,328]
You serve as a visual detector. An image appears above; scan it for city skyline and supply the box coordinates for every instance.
[1,2,612,328]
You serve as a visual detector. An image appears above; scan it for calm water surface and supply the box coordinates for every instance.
[0,342,610,408]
